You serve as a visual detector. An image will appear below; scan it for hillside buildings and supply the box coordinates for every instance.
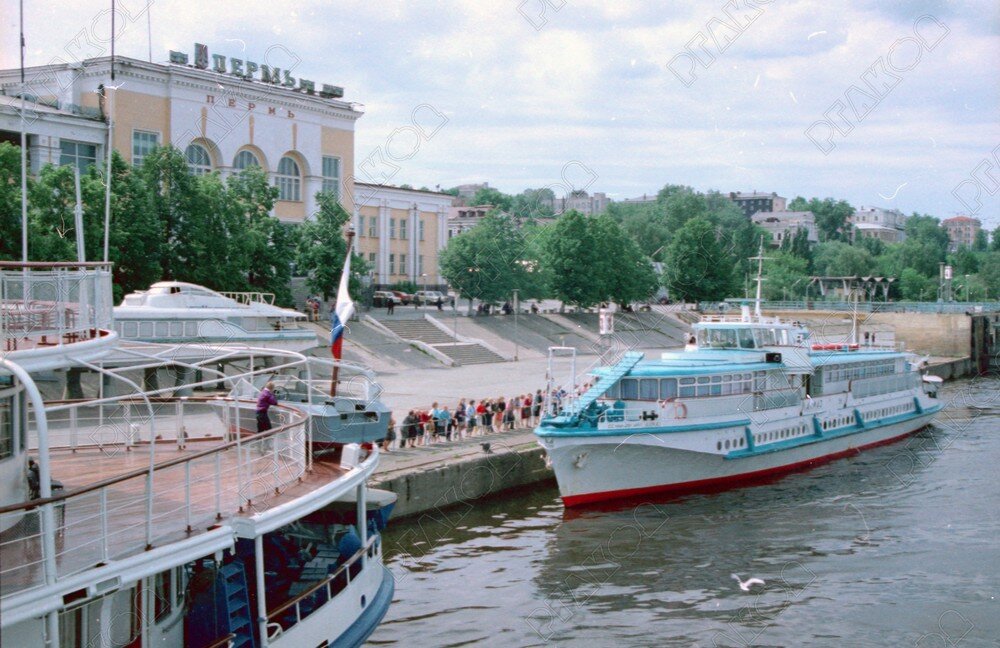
[728,191,787,218]
[941,215,983,252]
[751,210,819,246]
[849,206,908,243]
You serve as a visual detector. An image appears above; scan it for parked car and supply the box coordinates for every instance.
[413,290,454,306]
[372,291,397,307]
[390,290,412,305]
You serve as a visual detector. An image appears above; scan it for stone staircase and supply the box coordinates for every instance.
[377,317,506,365]
[436,343,506,365]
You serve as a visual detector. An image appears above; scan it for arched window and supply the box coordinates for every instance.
[234,150,260,171]
[185,144,212,175]
[276,156,301,201]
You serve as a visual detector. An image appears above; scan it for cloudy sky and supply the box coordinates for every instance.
[3,0,999,228]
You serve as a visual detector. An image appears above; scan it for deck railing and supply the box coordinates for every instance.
[0,262,114,352]
[265,534,379,640]
[218,291,277,306]
[0,397,307,599]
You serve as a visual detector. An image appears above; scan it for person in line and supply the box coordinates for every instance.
[521,393,532,427]
[402,410,418,448]
[437,405,452,441]
[504,398,516,430]
[455,399,467,438]
[419,409,432,445]
[467,400,478,436]
[481,399,493,434]
[532,389,544,426]
[387,295,395,314]
[256,381,278,433]
[382,415,396,452]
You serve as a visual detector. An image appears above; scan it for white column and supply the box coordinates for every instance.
[409,204,419,280]
[255,535,269,647]
[436,207,448,286]
[304,175,321,220]
[378,201,390,285]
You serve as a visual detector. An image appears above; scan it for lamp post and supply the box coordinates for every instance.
[513,288,520,362]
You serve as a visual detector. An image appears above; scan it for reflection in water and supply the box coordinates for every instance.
[372,379,999,646]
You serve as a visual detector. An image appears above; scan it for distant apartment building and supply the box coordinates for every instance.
[850,206,907,243]
[621,193,658,204]
[452,182,490,203]
[546,190,611,216]
[729,191,787,218]
[751,211,819,247]
[941,215,982,251]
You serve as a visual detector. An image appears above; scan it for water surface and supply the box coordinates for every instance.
[371,378,999,647]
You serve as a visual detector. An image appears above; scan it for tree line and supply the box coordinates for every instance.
[439,183,1000,306]
[0,142,363,305]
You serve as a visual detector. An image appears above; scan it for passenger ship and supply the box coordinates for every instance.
[1,261,394,647]
[535,304,942,507]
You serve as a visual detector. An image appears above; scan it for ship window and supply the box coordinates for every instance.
[170,322,183,337]
[184,322,197,336]
[605,382,620,400]
[155,322,169,337]
[725,439,730,449]
[140,322,154,337]
[739,328,755,348]
[679,377,695,398]
[659,379,677,400]
[620,379,638,400]
[0,393,13,460]
[123,321,138,338]
[640,379,659,400]
[717,441,722,451]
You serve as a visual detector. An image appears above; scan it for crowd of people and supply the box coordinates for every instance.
[381,390,547,451]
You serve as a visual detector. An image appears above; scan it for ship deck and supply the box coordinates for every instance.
[1,440,348,598]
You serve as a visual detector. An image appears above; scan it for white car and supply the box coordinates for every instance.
[413,290,454,306]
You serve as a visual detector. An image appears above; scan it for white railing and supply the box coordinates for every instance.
[0,397,307,599]
[1,262,114,352]
[219,291,277,306]
[266,534,379,638]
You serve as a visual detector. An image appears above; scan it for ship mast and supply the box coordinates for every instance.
[749,238,770,320]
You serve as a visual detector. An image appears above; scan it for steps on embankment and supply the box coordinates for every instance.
[374,315,509,366]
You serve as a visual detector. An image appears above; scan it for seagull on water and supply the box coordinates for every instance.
[732,573,765,591]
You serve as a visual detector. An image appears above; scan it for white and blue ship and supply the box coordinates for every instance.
[536,307,942,507]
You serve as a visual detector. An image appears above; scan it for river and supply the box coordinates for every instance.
[369,377,999,647]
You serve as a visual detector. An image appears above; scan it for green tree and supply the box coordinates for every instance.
[0,142,26,261]
[102,153,162,299]
[664,217,732,303]
[470,187,512,212]
[226,166,294,304]
[296,191,369,300]
[899,267,935,301]
[991,226,1000,252]
[141,145,203,280]
[813,241,875,277]
[973,229,988,252]
[761,251,810,301]
[978,252,1000,299]
[439,213,532,312]
[905,214,950,258]
[26,164,90,262]
[542,210,606,308]
[590,215,658,305]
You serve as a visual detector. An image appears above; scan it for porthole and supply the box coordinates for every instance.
[361,594,367,608]
[717,441,722,451]
[725,439,730,449]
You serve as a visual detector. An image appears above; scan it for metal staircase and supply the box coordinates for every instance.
[565,351,644,417]
[218,562,256,648]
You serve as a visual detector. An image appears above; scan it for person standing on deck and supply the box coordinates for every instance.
[257,381,278,433]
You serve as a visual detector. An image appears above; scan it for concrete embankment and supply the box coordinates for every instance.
[372,429,554,520]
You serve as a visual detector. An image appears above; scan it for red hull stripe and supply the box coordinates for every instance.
[561,427,920,507]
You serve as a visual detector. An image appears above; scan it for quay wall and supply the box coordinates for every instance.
[373,437,553,520]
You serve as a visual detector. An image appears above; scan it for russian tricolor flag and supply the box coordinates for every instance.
[330,251,355,360]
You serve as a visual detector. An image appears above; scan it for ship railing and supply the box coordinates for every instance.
[0,262,114,352]
[0,397,307,599]
[218,291,276,306]
[265,534,379,638]
[851,373,921,399]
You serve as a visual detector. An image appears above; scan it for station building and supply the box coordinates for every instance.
[0,46,454,288]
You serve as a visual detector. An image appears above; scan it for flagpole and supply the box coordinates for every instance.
[103,0,115,263]
[330,228,356,397]
[19,0,28,263]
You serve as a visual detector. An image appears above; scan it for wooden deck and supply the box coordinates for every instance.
[1,440,348,598]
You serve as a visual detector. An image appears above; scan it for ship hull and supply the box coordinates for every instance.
[542,410,939,507]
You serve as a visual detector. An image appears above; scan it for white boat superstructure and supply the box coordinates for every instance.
[1,263,394,648]
[113,281,318,353]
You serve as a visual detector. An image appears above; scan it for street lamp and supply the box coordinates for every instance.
[513,288,520,362]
